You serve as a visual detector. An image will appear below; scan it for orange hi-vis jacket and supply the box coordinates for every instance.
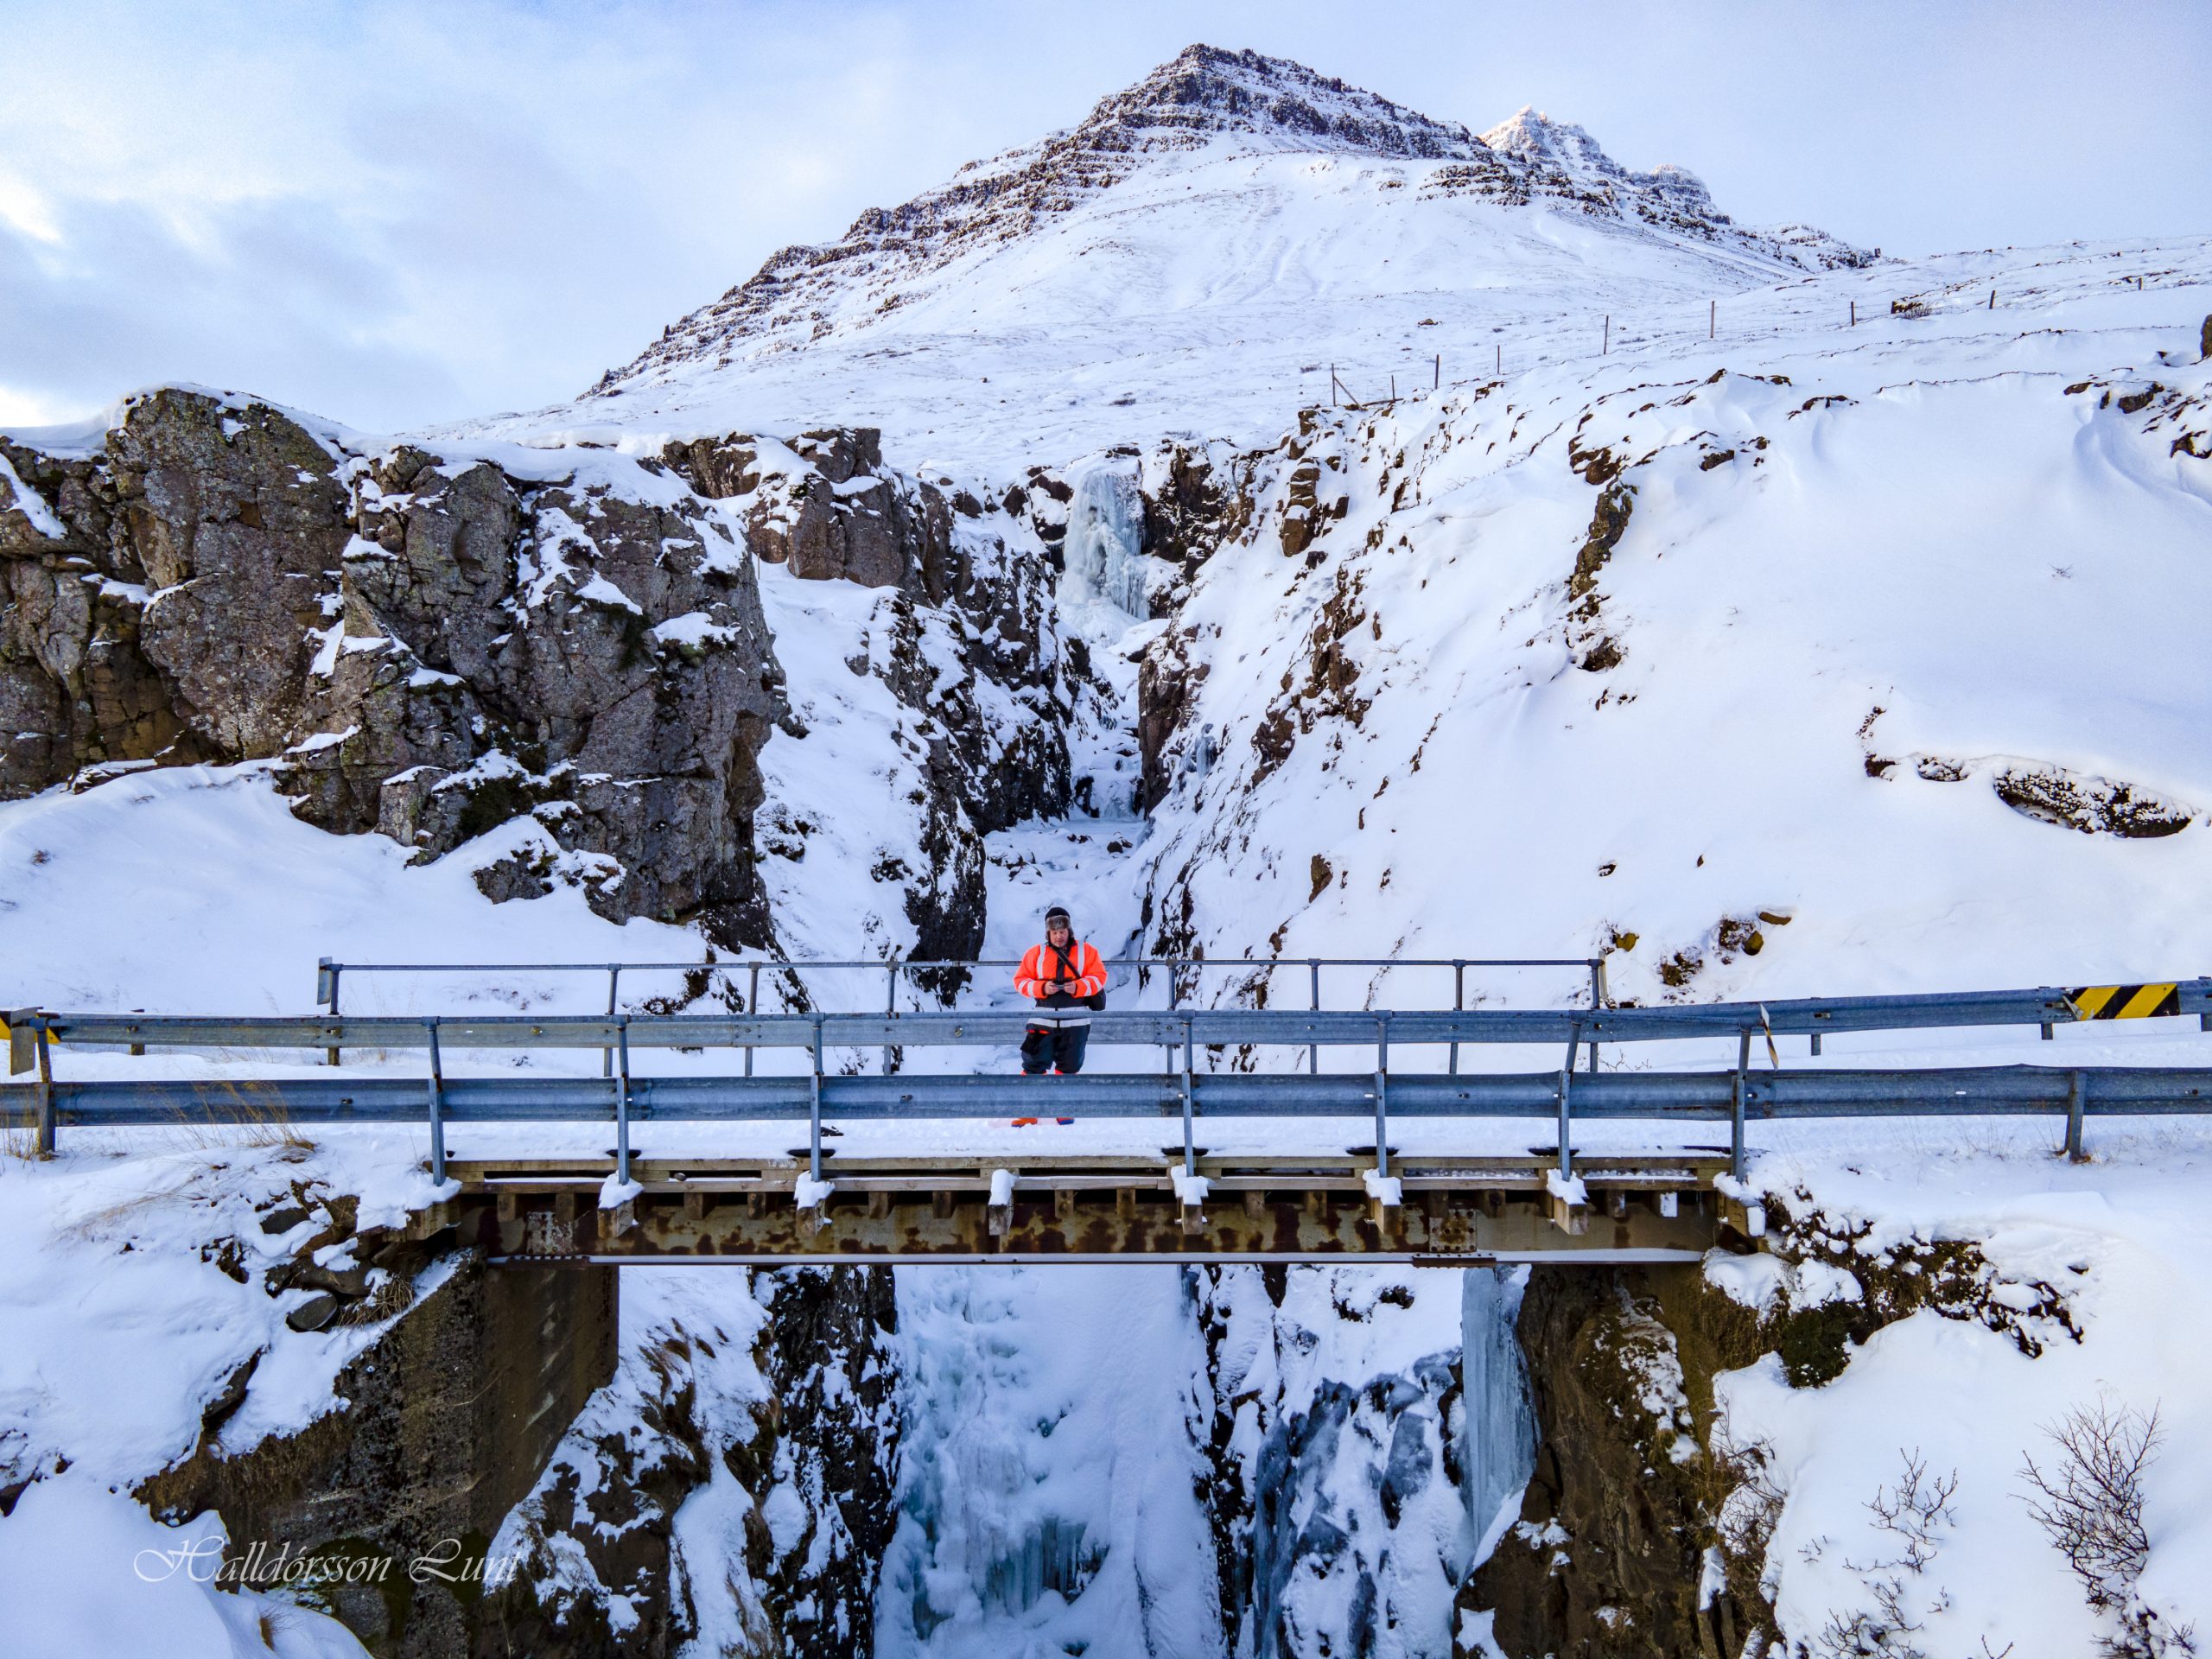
[1014,939,1107,1026]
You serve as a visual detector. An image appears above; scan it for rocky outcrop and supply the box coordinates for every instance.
[1190,1264,1474,1659]
[1465,1207,2086,1659]
[1467,1267,1743,1659]
[140,1245,619,1659]
[480,1267,900,1659]
[750,1268,904,1656]
[1,391,1074,960]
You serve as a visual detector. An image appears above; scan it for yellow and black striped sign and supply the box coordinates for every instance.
[2067,982,2181,1020]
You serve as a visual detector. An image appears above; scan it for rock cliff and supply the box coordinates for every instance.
[0,390,1073,963]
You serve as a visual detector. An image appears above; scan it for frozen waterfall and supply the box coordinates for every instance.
[1460,1266,1538,1559]
[1059,466,1149,620]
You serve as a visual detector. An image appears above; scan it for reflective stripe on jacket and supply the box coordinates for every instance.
[1014,940,1107,1009]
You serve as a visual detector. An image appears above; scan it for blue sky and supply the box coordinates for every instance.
[3,0,2206,431]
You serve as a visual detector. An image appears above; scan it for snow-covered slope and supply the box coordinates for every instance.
[1130,296,2212,1021]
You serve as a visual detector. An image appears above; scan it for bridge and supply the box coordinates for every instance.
[7,963,2209,1264]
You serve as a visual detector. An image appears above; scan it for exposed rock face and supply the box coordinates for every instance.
[1465,1217,2087,1659]
[664,425,1075,960]
[1190,1264,1474,1659]
[0,397,351,793]
[1469,1268,1730,1659]
[0,391,1073,961]
[750,1268,904,1656]
[481,1267,900,1659]
[139,1249,619,1659]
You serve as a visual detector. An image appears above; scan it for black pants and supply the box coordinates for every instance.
[1021,1024,1090,1075]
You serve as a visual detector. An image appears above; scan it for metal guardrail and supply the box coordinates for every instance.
[311,952,1612,1078]
[7,976,2210,1193]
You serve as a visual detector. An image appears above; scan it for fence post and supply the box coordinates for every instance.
[1850,299,1856,327]
[1731,1028,1751,1184]
[1331,363,1338,408]
[2065,1071,2087,1163]
[33,1020,54,1158]
[425,1019,446,1186]
[746,962,762,1077]
[1373,1017,1389,1179]
[1308,958,1320,1075]
[1604,315,1610,355]
[1433,353,1440,390]
[1495,342,1501,376]
[1709,299,1715,340]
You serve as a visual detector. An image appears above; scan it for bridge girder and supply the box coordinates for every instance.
[426,1154,1742,1265]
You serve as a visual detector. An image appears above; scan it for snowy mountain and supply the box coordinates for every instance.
[514,45,1872,467]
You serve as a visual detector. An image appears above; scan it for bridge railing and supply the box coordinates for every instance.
[7,976,2210,1191]
[307,952,1612,1077]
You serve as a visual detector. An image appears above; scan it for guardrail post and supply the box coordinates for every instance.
[614,1015,633,1190]
[2066,1070,2087,1163]
[1373,1016,1389,1179]
[1451,960,1465,1075]
[809,1014,825,1184]
[1309,959,1321,1075]
[425,1019,446,1185]
[1731,1028,1751,1185]
[1166,970,1181,1077]
[1556,1023,1580,1183]
[2040,1021,2054,1040]
[325,963,342,1067]
[884,960,899,1077]
[745,963,762,1077]
[1588,961,1605,1073]
[1180,1016,1197,1179]
[33,1019,54,1158]
[602,965,622,1079]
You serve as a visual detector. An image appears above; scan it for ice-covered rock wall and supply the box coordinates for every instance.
[874,1267,1223,1658]
[865,1262,1540,1659]
[1059,465,1151,621]
[1459,1268,1536,1556]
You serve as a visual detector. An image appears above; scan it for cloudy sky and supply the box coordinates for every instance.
[4,0,2206,433]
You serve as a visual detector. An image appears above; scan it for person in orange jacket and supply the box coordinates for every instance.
[1014,905,1107,1075]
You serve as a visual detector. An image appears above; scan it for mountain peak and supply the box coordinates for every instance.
[1082,43,1483,162]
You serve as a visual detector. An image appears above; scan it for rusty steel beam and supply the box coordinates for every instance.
[435,1154,1731,1264]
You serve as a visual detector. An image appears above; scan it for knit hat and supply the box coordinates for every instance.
[1044,905,1071,929]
